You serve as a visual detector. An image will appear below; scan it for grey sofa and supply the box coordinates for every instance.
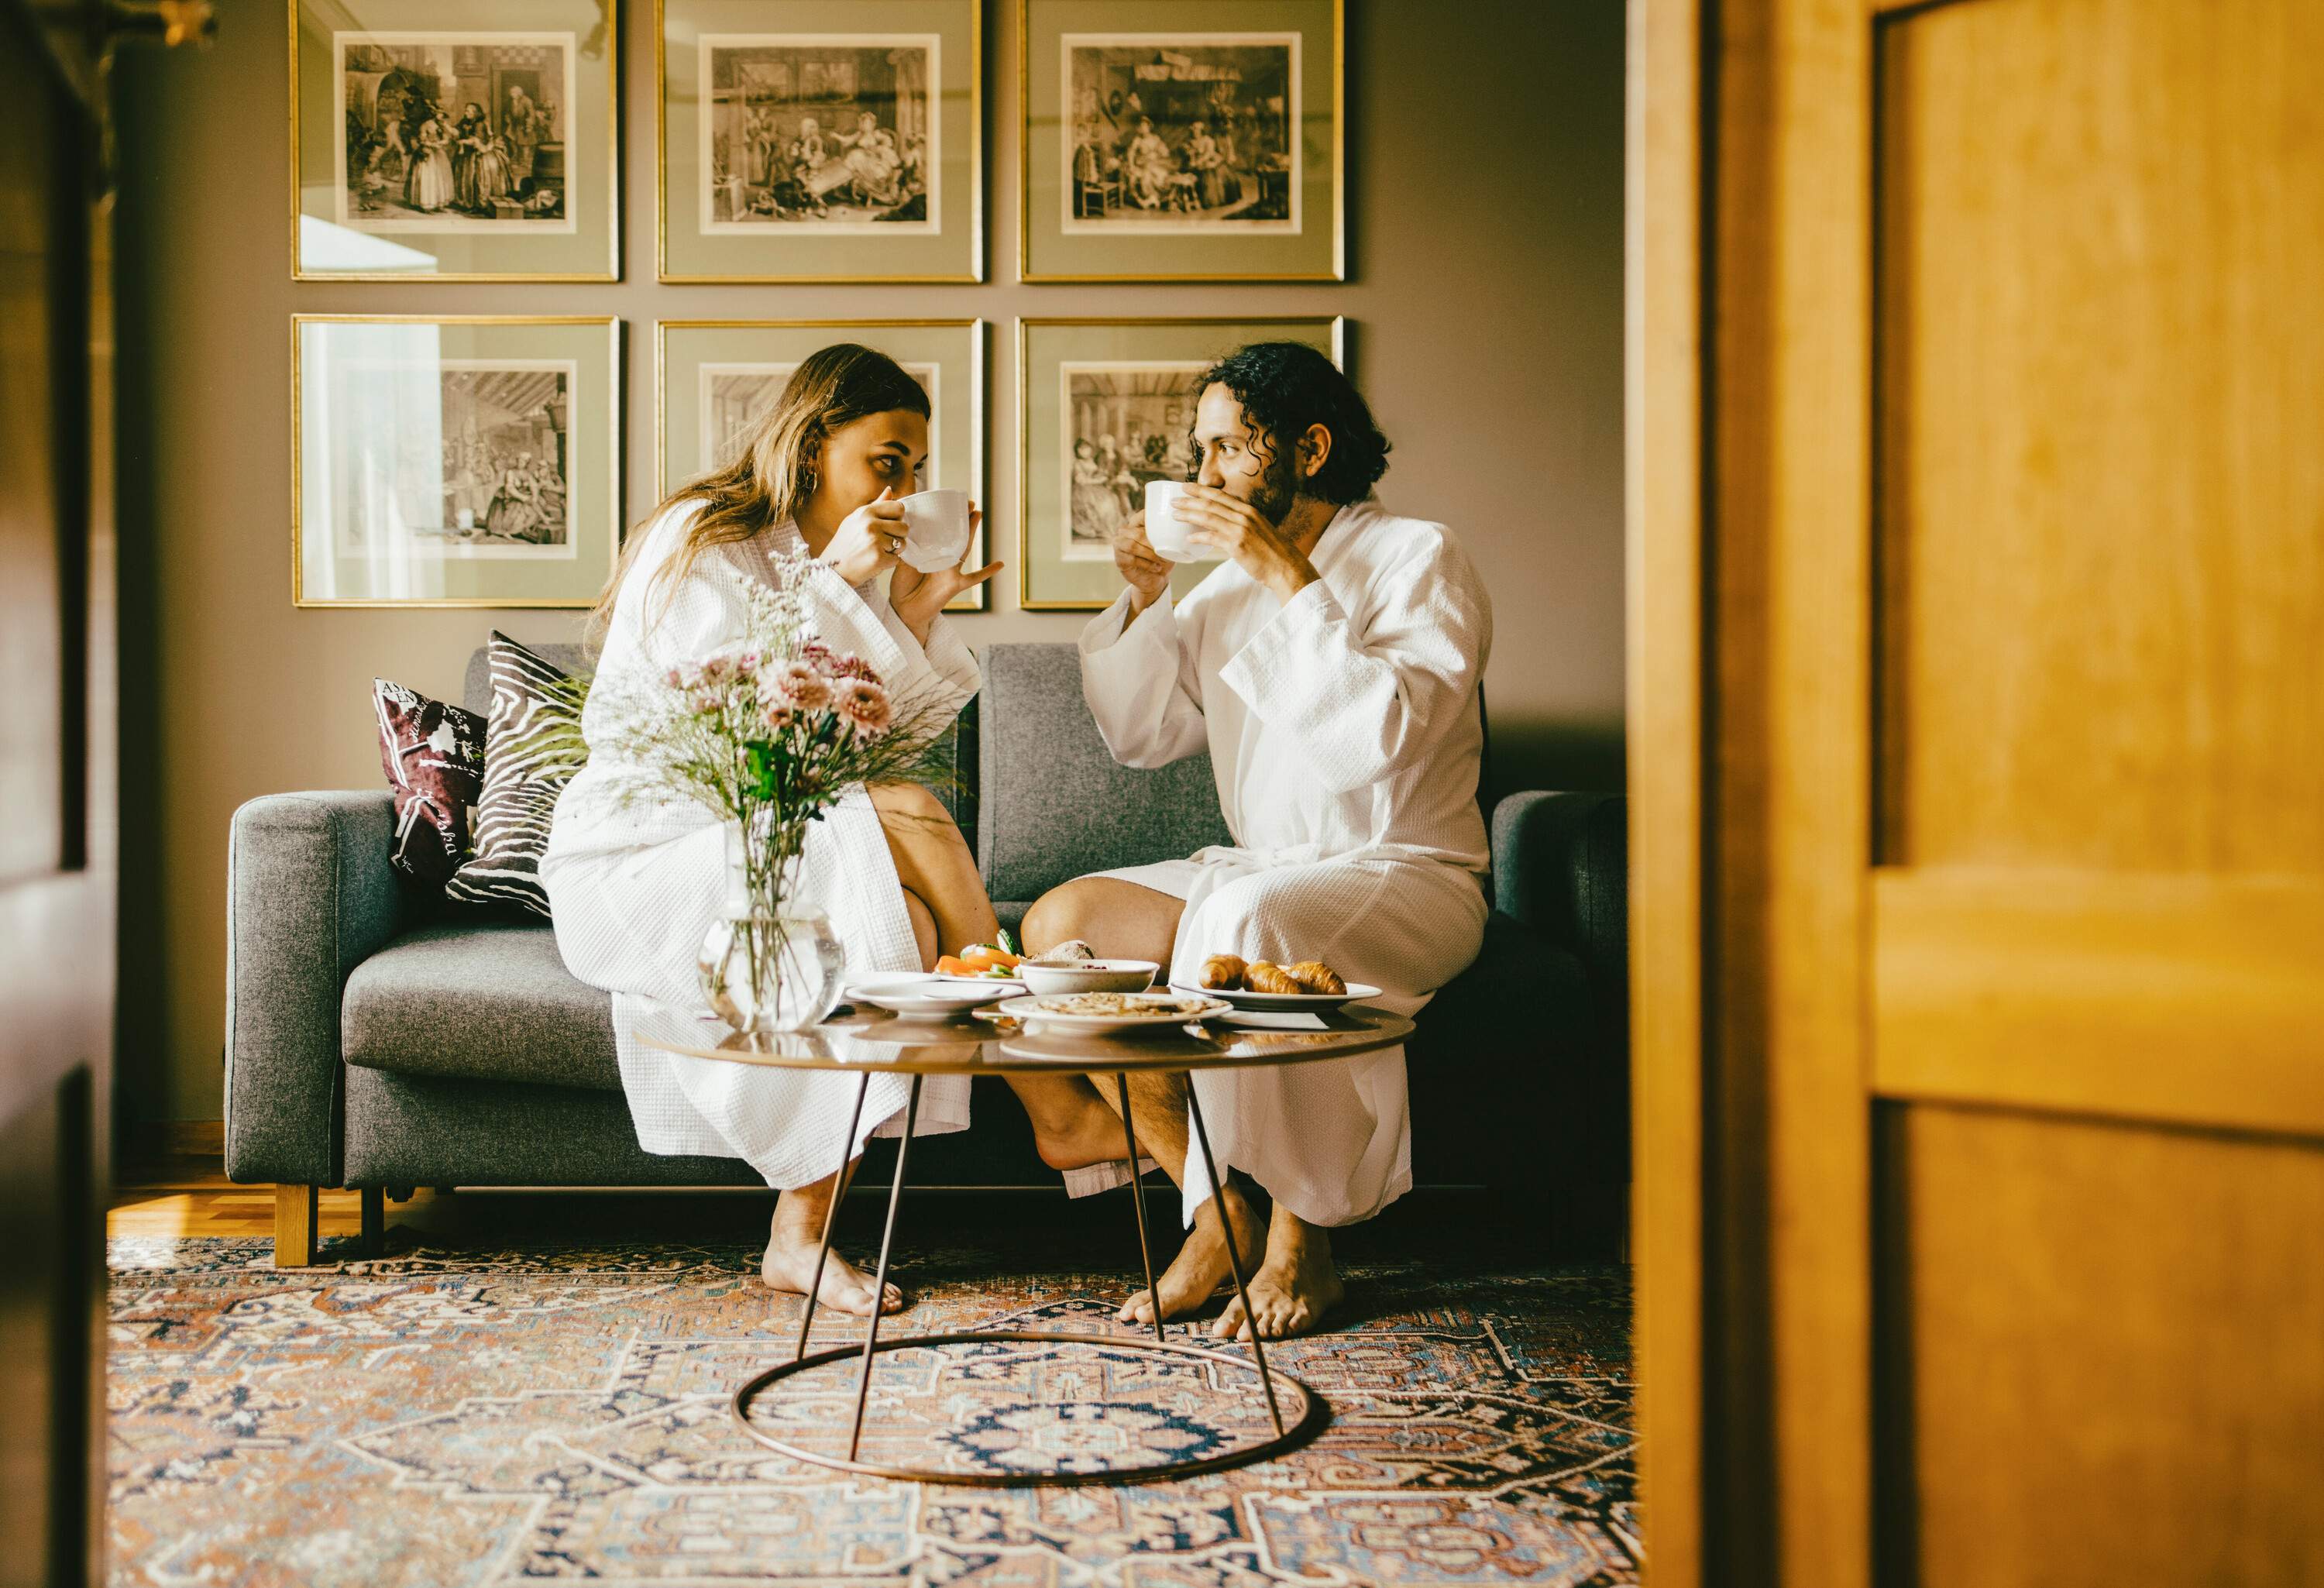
[226,642,1628,1264]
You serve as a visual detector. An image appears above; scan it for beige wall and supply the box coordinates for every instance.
[113,0,1624,1123]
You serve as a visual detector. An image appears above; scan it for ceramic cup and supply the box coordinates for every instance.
[896,489,973,572]
[1143,479,1222,562]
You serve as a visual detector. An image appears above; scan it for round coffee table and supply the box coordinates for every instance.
[641,999,1415,1487]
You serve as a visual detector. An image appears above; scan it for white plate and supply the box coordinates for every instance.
[1167,980,1383,1012]
[846,972,1016,1013]
[994,993,1233,1033]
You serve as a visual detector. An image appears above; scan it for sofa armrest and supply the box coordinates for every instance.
[225,791,411,1187]
[1491,790,1628,995]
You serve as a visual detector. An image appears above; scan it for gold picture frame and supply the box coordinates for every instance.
[655,318,990,611]
[657,0,985,283]
[291,315,624,608]
[288,1,622,281]
[1016,315,1346,611]
[1019,0,1344,283]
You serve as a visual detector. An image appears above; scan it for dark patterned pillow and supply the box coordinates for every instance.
[444,633,588,918]
[372,678,486,887]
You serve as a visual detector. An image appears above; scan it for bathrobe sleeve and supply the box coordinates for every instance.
[1218,524,1491,796]
[870,592,982,720]
[1077,588,1211,768]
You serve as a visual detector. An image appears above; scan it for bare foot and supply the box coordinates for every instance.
[761,1208,902,1316]
[1213,1209,1342,1341]
[1119,1183,1267,1326]
[1031,1087,1136,1173]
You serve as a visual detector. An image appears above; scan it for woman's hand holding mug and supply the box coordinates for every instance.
[820,487,909,585]
[891,500,1002,644]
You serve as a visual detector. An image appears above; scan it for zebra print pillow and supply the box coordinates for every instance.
[444,633,588,918]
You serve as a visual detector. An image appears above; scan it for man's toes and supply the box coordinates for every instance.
[1212,1297,1250,1342]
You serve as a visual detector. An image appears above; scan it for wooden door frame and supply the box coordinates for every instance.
[1629,0,1876,1584]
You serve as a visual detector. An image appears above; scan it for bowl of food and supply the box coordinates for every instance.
[1016,954,1160,995]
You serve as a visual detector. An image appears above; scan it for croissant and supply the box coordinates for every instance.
[1200,954,1248,991]
[1284,960,1346,995]
[1243,961,1304,994]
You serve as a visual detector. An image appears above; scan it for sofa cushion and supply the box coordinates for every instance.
[342,918,619,1091]
[372,677,486,887]
[977,643,1232,904]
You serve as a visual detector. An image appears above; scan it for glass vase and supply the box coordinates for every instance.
[698,820,846,1035]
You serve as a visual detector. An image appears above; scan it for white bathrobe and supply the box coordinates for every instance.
[541,504,981,1188]
[1078,494,1494,1227]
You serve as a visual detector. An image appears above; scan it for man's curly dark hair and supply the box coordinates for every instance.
[1192,342,1391,506]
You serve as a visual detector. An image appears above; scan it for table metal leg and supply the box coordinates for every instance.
[1115,1072,1165,1342]
[846,1073,922,1462]
[1184,1086,1286,1437]
[794,1071,874,1363]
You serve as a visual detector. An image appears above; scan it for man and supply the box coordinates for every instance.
[1023,343,1492,1339]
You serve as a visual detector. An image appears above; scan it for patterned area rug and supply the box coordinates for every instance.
[107,1207,1638,1585]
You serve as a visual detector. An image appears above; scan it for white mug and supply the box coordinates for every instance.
[1142,479,1222,562]
[896,489,973,572]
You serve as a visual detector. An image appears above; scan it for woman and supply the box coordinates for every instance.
[1071,437,1116,542]
[469,124,514,213]
[483,452,541,541]
[404,111,455,213]
[450,103,487,210]
[544,346,1128,1315]
[834,110,902,206]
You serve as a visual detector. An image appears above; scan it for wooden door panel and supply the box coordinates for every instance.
[1877,1103,2324,1588]
[1638,0,2324,1582]
[1875,0,2324,872]
[1871,871,2324,1136]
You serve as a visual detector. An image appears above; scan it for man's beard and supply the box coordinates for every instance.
[1246,445,1301,527]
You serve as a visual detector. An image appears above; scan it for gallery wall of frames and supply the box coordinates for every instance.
[287,0,1346,614]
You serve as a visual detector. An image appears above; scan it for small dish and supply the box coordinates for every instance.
[1016,958,1160,996]
[1167,981,1383,1012]
[995,992,1233,1034]
[846,973,1017,1014]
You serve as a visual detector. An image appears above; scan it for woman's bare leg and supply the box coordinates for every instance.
[1022,877,1268,1324]
[868,782,1121,1170]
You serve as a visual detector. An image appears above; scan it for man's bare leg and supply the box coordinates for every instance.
[761,1167,902,1315]
[1022,878,1267,1325]
[1213,1201,1345,1340]
[869,783,1120,1170]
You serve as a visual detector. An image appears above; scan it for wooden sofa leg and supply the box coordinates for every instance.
[360,1186,384,1257]
[273,1183,320,1268]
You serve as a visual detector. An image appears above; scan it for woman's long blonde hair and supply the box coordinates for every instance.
[590,342,931,642]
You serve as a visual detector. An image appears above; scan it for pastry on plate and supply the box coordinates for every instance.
[1242,961,1303,994]
[1200,953,1248,990]
[1284,960,1346,995]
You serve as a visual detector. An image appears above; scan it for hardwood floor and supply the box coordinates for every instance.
[105,1157,776,1249]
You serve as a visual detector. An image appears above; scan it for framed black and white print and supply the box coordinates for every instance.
[293,316,621,607]
[290,1,619,280]
[656,318,989,609]
[1020,0,1342,282]
[659,0,982,282]
[1017,316,1343,610]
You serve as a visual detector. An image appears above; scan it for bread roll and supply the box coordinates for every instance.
[1285,960,1346,995]
[1243,961,1303,994]
[1200,954,1248,991]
